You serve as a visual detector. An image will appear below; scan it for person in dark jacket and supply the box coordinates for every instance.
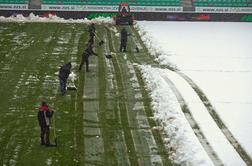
[88,23,96,39]
[120,27,129,52]
[79,42,98,72]
[38,101,54,146]
[88,37,94,47]
[88,23,96,33]
[59,62,72,95]
[89,30,95,42]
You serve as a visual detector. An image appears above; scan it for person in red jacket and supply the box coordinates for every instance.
[37,101,54,146]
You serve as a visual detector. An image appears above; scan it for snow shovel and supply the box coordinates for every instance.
[67,73,77,91]
[67,82,77,91]
[135,46,140,53]
[105,54,112,59]
[53,115,58,147]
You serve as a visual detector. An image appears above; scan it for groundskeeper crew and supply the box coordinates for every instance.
[37,22,115,146]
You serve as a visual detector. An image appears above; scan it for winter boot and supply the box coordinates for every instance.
[40,136,45,145]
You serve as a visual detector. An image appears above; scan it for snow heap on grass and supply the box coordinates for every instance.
[135,22,177,69]
[139,65,214,166]
[69,72,77,82]
[0,13,113,24]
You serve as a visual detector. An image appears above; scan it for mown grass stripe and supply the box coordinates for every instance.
[104,26,132,165]
[112,25,164,165]
[82,28,105,164]
[73,29,86,165]
[106,26,139,166]
[76,27,87,109]
[112,25,167,165]
[97,25,118,165]
[133,67,174,166]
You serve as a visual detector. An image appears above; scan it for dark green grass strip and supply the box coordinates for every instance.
[96,26,118,165]
[124,26,174,165]
[98,25,131,165]
[106,26,139,166]
[73,28,86,165]
[101,26,131,165]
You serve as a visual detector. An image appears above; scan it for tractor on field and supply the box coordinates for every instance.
[114,2,134,25]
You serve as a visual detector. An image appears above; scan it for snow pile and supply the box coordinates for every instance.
[135,22,177,69]
[69,72,77,82]
[139,65,214,166]
[0,13,113,24]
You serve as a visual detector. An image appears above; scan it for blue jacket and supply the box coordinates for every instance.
[59,63,71,81]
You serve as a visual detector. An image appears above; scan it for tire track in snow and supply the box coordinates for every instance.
[161,75,222,166]
[177,72,252,166]
[129,27,222,165]
[131,26,251,166]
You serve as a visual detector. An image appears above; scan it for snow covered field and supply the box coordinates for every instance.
[137,21,252,165]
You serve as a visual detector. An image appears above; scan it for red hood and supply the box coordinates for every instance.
[39,105,49,111]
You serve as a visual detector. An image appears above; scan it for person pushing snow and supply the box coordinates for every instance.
[78,42,98,72]
[58,62,72,95]
[37,101,55,147]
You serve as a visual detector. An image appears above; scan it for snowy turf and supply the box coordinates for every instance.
[137,21,252,165]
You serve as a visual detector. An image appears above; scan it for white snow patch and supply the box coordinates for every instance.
[139,65,214,166]
[0,13,113,24]
[46,158,52,166]
[69,72,77,82]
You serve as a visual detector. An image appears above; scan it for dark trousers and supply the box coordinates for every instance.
[59,79,67,95]
[120,41,127,52]
[40,125,50,145]
[79,58,89,72]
